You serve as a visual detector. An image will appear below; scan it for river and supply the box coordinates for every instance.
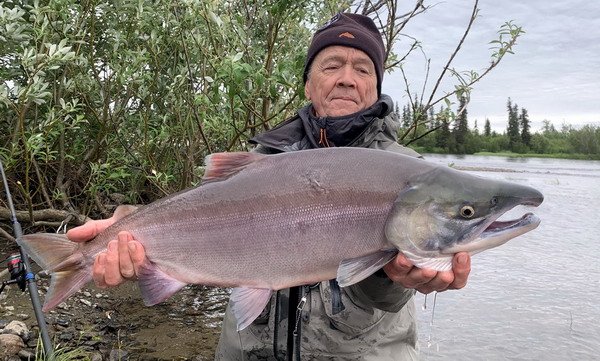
[414,154,600,361]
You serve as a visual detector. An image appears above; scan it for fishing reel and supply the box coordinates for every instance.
[0,253,28,295]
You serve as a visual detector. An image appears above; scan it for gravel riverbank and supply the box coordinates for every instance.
[1,243,229,360]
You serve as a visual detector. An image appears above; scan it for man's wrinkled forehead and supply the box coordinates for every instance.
[313,46,375,68]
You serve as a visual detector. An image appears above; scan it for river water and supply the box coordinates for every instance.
[415,154,600,361]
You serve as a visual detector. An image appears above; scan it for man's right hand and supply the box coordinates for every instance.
[66,205,147,288]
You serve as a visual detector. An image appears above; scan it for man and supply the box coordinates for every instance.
[68,13,470,360]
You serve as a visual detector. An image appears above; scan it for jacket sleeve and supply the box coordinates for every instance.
[344,272,415,312]
[251,144,280,154]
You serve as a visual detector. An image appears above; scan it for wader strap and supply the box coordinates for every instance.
[329,279,346,315]
[273,290,283,361]
[287,286,300,361]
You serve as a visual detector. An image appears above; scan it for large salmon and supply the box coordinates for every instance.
[18,148,543,330]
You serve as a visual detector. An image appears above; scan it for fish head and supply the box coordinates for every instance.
[385,167,543,269]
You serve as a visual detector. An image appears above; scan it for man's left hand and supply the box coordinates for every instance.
[383,252,471,294]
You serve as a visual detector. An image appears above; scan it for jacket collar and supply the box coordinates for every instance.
[250,94,397,152]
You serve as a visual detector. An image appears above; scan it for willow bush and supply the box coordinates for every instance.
[1,0,335,222]
[1,0,521,230]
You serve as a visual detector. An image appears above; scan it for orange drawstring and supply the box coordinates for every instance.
[319,128,331,147]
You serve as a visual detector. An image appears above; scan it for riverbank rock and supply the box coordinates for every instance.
[0,333,25,358]
[1,321,29,341]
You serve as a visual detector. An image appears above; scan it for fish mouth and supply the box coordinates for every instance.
[445,212,541,254]
[481,212,540,237]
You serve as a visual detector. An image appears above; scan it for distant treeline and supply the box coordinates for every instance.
[396,97,600,160]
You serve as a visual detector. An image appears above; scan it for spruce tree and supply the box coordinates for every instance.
[433,113,441,135]
[520,108,531,146]
[428,107,435,129]
[394,101,401,122]
[506,98,521,150]
[435,107,451,151]
[484,118,492,137]
[402,105,411,128]
[542,120,557,134]
[453,96,469,153]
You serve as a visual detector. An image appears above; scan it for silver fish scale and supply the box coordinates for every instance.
[117,194,394,289]
[86,149,432,289]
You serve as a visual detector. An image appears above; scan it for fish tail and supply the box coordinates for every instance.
[18,233,92,311]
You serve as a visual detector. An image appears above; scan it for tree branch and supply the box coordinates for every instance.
[0,207,87,226]
[425,0,479,108]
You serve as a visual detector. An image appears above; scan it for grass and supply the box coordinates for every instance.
[35,337,91,361]
[473,151,600,160]
[412,146,600,160]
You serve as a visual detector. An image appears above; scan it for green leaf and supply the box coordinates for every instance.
[208,10,223,27]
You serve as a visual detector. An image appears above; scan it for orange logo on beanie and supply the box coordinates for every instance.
[338,32,355,39]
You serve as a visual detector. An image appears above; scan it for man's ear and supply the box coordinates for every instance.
[304,80,311,100]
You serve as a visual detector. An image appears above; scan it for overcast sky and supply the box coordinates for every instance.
[382,0,600,132]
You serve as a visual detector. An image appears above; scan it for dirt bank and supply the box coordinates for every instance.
[1,242,229,360]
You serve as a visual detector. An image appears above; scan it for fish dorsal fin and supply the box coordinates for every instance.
[230,287,272,331]
[112,205,139,221]
[203,152,266,183]
[337,250,398,287]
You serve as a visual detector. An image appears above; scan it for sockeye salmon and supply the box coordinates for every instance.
[18,147,543,330]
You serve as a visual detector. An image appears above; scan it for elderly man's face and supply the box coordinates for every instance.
[305,46,378,117]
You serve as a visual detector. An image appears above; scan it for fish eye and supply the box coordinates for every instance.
[490,196,498,206]
[460,205,475,218]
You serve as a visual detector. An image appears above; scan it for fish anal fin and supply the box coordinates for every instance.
[337,250,398,287]
[230,287,272,331]
[137,261,187,306]
[202,152,265,183]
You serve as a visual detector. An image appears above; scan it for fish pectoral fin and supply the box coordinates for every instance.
[230,287,272,331]
[336,250,398,287]
[402,251,453,272]
[137,261,187,306]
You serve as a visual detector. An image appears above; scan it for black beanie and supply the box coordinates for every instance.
[303,13,386,95]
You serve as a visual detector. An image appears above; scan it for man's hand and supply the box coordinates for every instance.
[66,206,147,288]
[383,252,471,294]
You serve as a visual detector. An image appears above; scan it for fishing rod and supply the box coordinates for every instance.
[0,158,53,358]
